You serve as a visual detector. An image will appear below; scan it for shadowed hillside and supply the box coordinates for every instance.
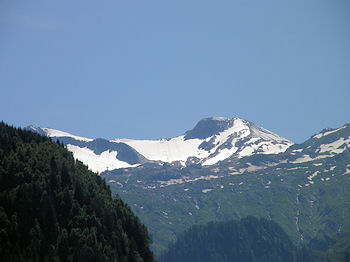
[159,217,314,262]
[0,122,155,261]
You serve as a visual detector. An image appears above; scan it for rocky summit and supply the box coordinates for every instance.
[27,117,292,173]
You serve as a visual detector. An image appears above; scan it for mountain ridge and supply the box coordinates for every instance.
[27,117,293,173]
[24,120,350,257]
[101,122,350,255]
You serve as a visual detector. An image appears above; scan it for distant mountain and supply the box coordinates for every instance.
[27,120,350,259]
[102,122,350,256]
[27,117,292,173]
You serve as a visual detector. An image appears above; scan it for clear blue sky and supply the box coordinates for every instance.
[1,0,349,143]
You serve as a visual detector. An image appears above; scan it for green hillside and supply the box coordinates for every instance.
[104,124,350,257]
[0,122,155,261]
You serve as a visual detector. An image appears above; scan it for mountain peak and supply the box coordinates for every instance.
[207,116,232,121]
[184,117,240,140]
[28,117,293,172]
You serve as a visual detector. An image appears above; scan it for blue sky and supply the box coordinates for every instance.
[1,0,349,143]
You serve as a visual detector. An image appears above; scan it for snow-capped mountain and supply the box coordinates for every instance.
[101,122,350,255]
[27,117,293,173]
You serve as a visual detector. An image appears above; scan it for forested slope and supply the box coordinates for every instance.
[0,122,155,261]
[159,216,314,262]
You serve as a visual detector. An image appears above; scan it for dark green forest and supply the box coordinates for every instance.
[0,122,155,261]
[159,217,350,262]
[159,216,313,262]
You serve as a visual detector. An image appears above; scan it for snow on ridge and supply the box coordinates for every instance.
[35,117,294,171]
[250,124,292,144]
[202,119,292,165]
[67,145,138,173]
[239,140,290,157]
[113,135,209,163]
[213,118,250,146]
[313,126,346,139]
[203,147,238,166]
[117,118,253,166]
[211,117,231,121]
[291,154,332,164]
[319,137,350,154]
[42,127,93,142]
[201,119,249,165]
[81,117,292,168]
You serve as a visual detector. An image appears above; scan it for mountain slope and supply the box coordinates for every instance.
[102,123,350,256]
[27,117,292,172]
[159,217,315,262]
[26,119,350,258]
[0,122,155,261]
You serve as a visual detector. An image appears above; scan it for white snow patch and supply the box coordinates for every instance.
[203,147,238,165]
[291,154,331,163]
[212,117,229,121]
[308,171,319,181]
[159,174,222,187]
[313,126,346,139]
[44,118,294,172]
[239,140,291,157]
[42,127,92,142]
[239,146,255,157]
[319,137,350,154]
[287,167,308,170]
[292,149,303,152]
[115,135,209,163]
[202,118,291,165]
[66,145,138,173]
[202,119,250,165]
[251,125,291,143]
